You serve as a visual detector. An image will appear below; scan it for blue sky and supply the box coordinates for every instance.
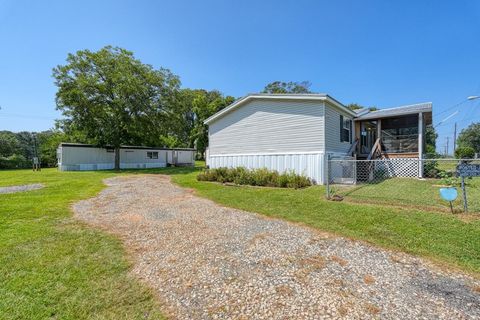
[0,0,479,153]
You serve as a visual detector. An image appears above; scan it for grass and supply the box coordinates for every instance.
[0,169,166,320]
[336,177,480,213]
[1,163,479,319]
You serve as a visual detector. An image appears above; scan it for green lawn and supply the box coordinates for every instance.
[1,165,479,320]
[336,177,480,213]
[0,169,166,320]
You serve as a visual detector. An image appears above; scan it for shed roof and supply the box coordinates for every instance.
[355,102,432,120]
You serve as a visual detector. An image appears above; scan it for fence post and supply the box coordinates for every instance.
[325,154,330,199]
[418,112,424,178]
[353,157,357,185]
[461,176,468,213]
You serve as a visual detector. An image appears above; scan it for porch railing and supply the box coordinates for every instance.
[380,134,418,153]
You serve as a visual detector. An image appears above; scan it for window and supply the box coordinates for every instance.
[147,151,159,159]
[106,148,114,153]
[340,115,351,143]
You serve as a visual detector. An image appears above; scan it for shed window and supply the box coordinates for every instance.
[340,115,351,143]
[147,151,158,159]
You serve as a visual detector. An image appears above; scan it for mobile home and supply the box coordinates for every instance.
[204,94,432,184]
[57,143,195,171]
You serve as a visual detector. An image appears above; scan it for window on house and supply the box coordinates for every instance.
[340,115,351,143]
[106,148,114,153]
[147,151,159,159]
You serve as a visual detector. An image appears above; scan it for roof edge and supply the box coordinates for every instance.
[58,143,195,151]
[204,93,355,124]
[356,102,432,120]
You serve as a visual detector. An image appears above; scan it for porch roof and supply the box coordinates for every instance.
[355,102,432,120]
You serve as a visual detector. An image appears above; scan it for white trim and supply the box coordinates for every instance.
[418,112,424,178]
[209,150,325,157]
[322,101,327,158]
[204,94,356,124]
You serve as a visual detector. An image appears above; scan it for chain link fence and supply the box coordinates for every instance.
[326,157,480,213]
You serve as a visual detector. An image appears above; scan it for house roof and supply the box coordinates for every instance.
[203,93,433,125]
[355,102,432,120]
[59,143,195,151]
[204,93,357,124]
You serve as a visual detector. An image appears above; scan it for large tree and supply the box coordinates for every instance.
[169,89,234,158]
[36,130,70,167]
[189,90,234,158]
[262,81,312,94]
[457,122,480,153]
[53,46,180,169]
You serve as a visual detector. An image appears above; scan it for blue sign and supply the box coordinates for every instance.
[457,163,480,177]
[439,187,458,202]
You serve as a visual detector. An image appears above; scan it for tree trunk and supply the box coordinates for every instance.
[114,146,120,171]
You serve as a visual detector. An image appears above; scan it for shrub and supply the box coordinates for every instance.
[197,167,312,188]
[424,159,440,178]
[455,146,475,159]
[0,154,30,169]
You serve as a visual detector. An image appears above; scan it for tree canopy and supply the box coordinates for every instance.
[425,125,438,155]
[457,122,480,153]
[0,131,20,157]
[262,81,312,94]
[53,46,180,169]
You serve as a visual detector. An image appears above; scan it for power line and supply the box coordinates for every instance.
[0,113,57,120]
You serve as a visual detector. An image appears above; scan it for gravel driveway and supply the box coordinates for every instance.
[73,175,480,319]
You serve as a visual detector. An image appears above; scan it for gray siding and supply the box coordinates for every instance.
[60,146,170,165]
[208,99,325,154]
[324,103,353,154]
[61,146,114,165]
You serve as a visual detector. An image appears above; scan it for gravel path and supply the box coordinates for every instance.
[73,175,480,319]
[0,183,44,194]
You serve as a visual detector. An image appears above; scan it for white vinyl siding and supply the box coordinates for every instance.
[324,103,353,154]
[58,146,195,171]
[208,153,325,184]
[208,99,325,155]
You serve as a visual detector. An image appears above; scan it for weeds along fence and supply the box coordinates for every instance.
[326,157,480,213]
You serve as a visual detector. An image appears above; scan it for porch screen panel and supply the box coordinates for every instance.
[381,115,418,153]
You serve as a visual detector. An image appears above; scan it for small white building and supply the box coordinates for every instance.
[204,94,432,184]
[57,143,195,171]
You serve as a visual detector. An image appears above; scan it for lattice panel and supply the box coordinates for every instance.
[329,158,420,185]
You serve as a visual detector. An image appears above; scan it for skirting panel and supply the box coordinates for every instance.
[59,162,166,171]
[207,153,325,184]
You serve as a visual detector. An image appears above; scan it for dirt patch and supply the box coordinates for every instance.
[0,183,44,194]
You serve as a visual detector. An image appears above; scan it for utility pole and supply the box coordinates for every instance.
[446,137,449,156]
[453,122,457,155]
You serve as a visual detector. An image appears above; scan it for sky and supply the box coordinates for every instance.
[0,0,479,154]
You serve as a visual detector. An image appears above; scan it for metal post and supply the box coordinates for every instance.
[353,157,357,185]
[325,154,330,199]
[418,112,424,178]
[453,122,457,155]
[461,176,468,213]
